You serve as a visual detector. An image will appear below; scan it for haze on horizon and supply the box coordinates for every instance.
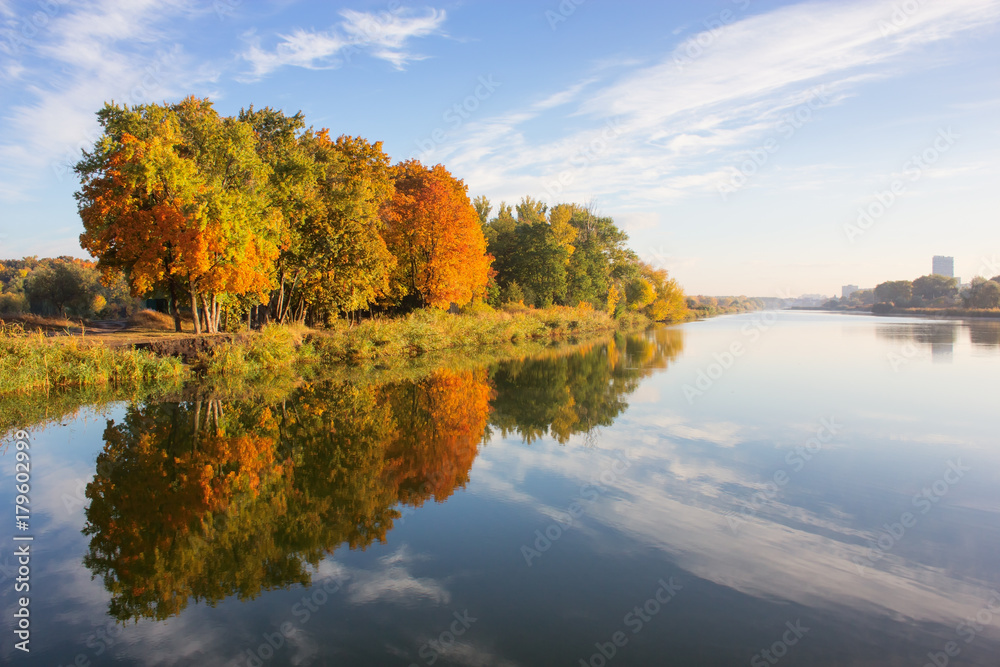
[1,0,998,297]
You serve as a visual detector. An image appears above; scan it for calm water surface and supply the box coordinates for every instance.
[3,311,1000,666]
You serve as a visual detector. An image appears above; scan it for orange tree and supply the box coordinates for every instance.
[382,160,492,309]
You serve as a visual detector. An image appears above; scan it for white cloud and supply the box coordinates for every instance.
[428,0,1000,210]
[346,545,451,606]
[0,0,218,196]
[241,7,446,78]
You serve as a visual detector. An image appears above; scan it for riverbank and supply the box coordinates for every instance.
[0,306,652,395]
[791,305,1000,321]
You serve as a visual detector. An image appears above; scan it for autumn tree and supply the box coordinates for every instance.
[77,98,282,334]
[382,160,492,309]
[633,261,688,322]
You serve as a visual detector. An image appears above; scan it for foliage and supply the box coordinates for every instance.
[77,98,282,334]
[685,295,764,317]
[874,280,913,306]
[78,327,683,621]
[382,160,492,309]
[912,274,959,306]
[1,256,136,318]
[82,369,491,621]
[963,277,1000,309]
[478,198,685,318]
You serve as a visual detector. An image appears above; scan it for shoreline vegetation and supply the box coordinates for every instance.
[0,306,650,397]
[0,308,662,438]
[0,96,772,406]
[795,305,1000,320]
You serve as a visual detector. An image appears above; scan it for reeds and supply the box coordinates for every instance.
[0,324,187,394]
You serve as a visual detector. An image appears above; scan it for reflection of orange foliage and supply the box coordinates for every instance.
[386,368,492,505]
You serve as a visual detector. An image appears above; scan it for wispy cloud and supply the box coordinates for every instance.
[241,7,446,78]
[427,0,1000,208]
[0,0,218,193]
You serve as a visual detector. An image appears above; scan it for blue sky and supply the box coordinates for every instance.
[1,0,998,296]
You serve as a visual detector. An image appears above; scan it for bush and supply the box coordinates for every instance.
[0,293,28,314]
[872,302,893,314]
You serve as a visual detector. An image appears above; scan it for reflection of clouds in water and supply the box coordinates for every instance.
[475,411,1000,640]
[347,545,450,606]
[43,540,455,666]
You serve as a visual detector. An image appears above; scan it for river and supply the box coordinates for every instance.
[3,311,999,665]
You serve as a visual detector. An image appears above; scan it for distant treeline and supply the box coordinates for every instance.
[825,273,1000,312]
[0,256,140,319]
[64,96,687,333]
[686,295,766,317]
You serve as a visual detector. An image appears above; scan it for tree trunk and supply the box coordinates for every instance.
[168,280,182,333]
[190,283,201,335]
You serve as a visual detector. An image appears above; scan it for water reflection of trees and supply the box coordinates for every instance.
[83,368,491,622]
[969,322,1000,348]
[875,321,1000,354]
[83,328,685,621]
[488,328,685,443]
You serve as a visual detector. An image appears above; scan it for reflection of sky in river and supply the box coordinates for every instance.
[2,311,999,665]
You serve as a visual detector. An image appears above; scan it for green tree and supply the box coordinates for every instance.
[874,280,913,306]
[964,277,1000,309]
[912,274,958,305]
[472,195,492,227]
[24,259,100,317]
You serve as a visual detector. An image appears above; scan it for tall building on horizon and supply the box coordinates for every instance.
[933,255,954,278]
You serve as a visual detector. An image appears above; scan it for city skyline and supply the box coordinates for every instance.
[1,0,999,296]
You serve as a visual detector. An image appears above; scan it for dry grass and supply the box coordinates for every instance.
[0,313,78,332]
[128,309,177,330]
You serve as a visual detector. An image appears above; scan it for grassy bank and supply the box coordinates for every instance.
[307,306,647,364]
[0,306,649,396]
[0,323,188,394]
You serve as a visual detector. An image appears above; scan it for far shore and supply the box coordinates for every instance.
[789,306,1000,321]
